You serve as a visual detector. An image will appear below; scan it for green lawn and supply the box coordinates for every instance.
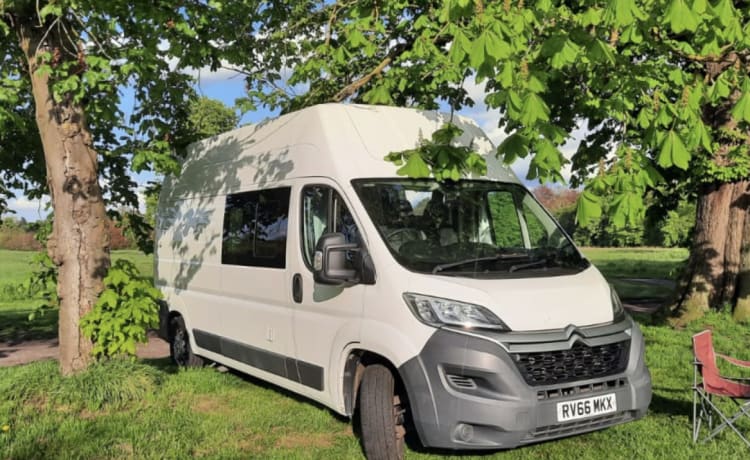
[581,247,689,280]
[1,247,747,458]
[0,250,152,342]
[1,312,749,458]
[0,250,38,286]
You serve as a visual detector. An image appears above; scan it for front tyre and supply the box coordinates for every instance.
[359,364,406,460]
[169,316,204,367]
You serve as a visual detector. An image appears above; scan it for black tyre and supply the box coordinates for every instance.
[169,316,204,367]
[359,364,406,460]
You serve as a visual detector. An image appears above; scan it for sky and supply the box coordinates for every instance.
[4,67,580,222]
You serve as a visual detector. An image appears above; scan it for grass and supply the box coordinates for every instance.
[1,312,749,459]
[0,250,38,286]
[581,247,689,280]
[5,246,744,458]
[582,247,689,302]
[0,249,152,343]
[0,300,57,343]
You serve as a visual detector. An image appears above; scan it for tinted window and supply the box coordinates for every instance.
[222,187,291,268]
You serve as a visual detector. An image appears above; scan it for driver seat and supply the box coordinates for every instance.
[425,194,457,246]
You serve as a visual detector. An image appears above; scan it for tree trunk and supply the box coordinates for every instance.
[17,20,110,375]
[675,181,750,322]
[734,188,750,322]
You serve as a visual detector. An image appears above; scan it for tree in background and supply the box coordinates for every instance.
[229,1,750,321]
[0,1,254,374]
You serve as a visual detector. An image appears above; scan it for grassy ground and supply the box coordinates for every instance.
[581,247,689,280]
[5,247,744,459]
[0,250,151,343]
[1,312,748,459]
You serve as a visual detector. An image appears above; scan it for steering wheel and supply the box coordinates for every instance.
[386,228,423,247]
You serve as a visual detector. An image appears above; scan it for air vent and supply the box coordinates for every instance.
[446,374,478,390]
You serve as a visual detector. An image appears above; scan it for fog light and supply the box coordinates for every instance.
[455,423,474,442]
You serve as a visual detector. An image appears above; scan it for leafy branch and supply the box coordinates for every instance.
[384,123,487,181]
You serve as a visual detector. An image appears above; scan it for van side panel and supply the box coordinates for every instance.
[156,196,225,339]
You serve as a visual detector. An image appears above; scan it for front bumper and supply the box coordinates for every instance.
[398,318,651,450]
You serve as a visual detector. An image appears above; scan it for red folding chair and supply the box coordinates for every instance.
[692,330,750,447]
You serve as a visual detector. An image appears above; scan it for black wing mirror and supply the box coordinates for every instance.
[313,233,361,285]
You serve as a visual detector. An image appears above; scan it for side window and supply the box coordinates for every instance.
[222,187,291,268]
[301,185,360,268]
[487,191,523,248]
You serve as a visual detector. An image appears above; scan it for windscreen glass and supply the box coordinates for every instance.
[352,179,588,277]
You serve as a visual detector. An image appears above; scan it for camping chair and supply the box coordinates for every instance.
[692,330,750,447]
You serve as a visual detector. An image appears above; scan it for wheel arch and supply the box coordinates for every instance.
[342,349,409,418]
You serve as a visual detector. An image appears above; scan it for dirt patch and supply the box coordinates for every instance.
[191,394,235,415]
[0,332,169,367]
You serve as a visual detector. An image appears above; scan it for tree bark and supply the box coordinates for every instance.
[675,181,750,322]
[17,19,110,375]
[734,186,750,322]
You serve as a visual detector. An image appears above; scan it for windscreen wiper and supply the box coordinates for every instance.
[508,258,548,273]
[432,252,528,274]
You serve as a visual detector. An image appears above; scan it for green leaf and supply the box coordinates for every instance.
[498,64,514,89]
[519,92,550,125]
[97,290,119,308]
[603,0,643,27]
[587,39,616,65]
[541,35,581,69]
[712,0,737,27]
[449,29,471,64]
[580,7,603,26]
[469,33,487,68]
[498,133,529,163]
[396,153,431,178]
[576,190,603,226]
[610,190,644,228]
[657,130,691,169]
[484,30,510,61]
[686,121,713,152]
[730,92,750,124]
[664,0,699,33]
[708,72,731,102]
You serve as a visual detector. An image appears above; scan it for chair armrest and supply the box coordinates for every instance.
[717,353,750,368]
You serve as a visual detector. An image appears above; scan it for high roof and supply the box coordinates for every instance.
[165,103,520,200]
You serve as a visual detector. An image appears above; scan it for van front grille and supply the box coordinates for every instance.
[513,340,630,386]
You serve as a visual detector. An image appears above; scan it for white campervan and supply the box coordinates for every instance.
[156,104,651,458]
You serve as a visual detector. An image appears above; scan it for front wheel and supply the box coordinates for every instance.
[359,364,406,460]
[169,316,204,367]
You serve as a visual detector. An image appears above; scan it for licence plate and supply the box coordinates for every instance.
[556,393,617,422]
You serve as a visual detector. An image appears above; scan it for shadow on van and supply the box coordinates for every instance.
[157,129,295,291]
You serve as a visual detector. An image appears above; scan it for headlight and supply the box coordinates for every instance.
[403,293,510,331]
[610,284,626,322]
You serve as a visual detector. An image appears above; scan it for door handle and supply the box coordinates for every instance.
[292,273,303,303]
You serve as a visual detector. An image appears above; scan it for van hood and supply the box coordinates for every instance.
[405,265,614,332]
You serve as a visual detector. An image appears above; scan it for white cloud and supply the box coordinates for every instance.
[8,196,49,211]
[4,196,50,222]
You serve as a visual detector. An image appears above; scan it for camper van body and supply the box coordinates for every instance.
[156,104,651,450]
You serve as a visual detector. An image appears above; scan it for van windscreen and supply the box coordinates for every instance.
[352,179,588,277]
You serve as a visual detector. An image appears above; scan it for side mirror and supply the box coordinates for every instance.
[313,233,359,285]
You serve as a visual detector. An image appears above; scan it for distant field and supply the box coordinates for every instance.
[0,250,152,343]
[1,247,688,287]
[0,249,153,287]
[0,250,38,286]
[581,247,688,280]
